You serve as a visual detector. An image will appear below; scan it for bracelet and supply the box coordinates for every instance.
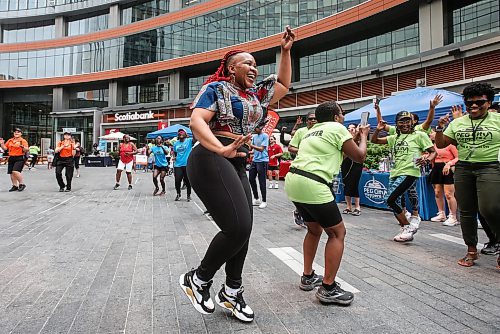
[435,126,444,132]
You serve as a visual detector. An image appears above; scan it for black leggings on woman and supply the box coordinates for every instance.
[341,157,363,197]
[387,176,418,215]
[174,166,191,196]
[187,140,252,288]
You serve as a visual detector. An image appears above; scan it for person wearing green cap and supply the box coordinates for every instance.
[372,111,436,242]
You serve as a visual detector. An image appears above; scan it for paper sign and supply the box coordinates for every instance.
[262,110,280,136]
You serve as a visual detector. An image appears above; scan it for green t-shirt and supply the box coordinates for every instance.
[386,131,433,178]
[29,145,40,154]
[388,124,431,135]
[285,122,352,204]
[289,127,308,148]
[444,112,500,163]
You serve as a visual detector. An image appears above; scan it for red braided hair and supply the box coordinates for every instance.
[203,50,246,85]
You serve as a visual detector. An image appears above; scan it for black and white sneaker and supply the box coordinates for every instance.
[481,242,500,255]
[316,282,354,305]
[215,285,254,322]
[179,270,215,315]
[299,271,323,291]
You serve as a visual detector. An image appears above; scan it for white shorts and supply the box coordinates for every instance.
[47,155,54,162]
[117,160,134,172]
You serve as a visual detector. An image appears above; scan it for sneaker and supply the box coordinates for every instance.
[65,187,71,192]
[396,225,417,242]
[8,185,19,192]
[269,183,274,189]
[300,271,323,291]
[404,211,411,221]
[128,185,133,190]
[274,183,279,189]
[258,202,267,209]
[315,282,354,305]
[252,199,261,206]
[393,227,405,241]
[215,285,254,322]
[113,183,120,190]
[293,210,306,228]
[409,215,421,230]
[179,270,215,315]
[431,211,446,222]
[17,184,26,192]
[442,216,459,227]
[480,242,500,255]
[59,188,65,192]
[187,195,191,202]
[175,194,181,201]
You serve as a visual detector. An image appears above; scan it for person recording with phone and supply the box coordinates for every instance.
[55,131,76,192]
[0,128,29,192]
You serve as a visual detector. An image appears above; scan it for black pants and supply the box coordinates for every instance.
[478,213,497,244]
[56,157,74,189]
[187,140,252,288]
[30,154,38,168]
[249,161,268,202]
[74,156,80,169]
[454,162,500,247]
[174,166,191,196]
[341,157,363,197]
[387,176,418,215]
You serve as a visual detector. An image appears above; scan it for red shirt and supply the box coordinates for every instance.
[119,143,135,163]
[268,143,283,167]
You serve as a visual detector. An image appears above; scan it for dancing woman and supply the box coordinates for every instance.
[179,27,295,322]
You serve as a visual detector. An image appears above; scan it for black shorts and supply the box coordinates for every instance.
[154,166,168,172]
[7,156,25,174]
[430,162,454,185]
[292,201,342,228]
[268,165,279,171]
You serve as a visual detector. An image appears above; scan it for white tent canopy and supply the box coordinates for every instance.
[98,132,136,141]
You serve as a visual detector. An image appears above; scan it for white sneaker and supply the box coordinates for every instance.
[431,211,446,222]
[259,202,267,209]
[269,184,274,189]
[442,216,460,226]
[409,215,421,230]
[405,211,411,221]
[393,227,405,241]
[252,199,261,206]
[395,225,417,242]
[274,183,279,189]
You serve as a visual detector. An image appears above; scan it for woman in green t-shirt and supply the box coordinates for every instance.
[285,101,369,306]
[435,83,500,269]
[372,111,436,242]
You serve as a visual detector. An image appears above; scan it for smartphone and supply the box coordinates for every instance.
[360,111,370,126]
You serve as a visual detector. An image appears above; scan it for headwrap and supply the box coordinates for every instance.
[203,50,246,85]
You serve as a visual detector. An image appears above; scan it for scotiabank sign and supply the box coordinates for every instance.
[114,111,154,122]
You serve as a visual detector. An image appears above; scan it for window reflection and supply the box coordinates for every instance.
[69,88,109,108]
[300,24,419,80]
[452,0,499,43]
[3,21,55,43]
[68,12,109,36]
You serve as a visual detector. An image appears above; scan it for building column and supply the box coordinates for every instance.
[53,87,69,111]
[166,72,184,100]
[419,0,445,52]
[109,4,120,28]
[108,81,123,108]
[93,110,103,144]
[54,16,66,38]
[170,0,183,11]
[0,24,3,43]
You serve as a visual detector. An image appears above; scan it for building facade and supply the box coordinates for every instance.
[0,0,499,151]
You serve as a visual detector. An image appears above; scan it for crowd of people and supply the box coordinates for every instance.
[0,26,498,323]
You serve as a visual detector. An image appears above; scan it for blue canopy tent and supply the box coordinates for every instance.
[344,87,465,127]
[146,124,192,139]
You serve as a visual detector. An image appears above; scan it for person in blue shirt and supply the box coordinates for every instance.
[148,135,171,196]
[249,126,269,209]
[173,129,193,201]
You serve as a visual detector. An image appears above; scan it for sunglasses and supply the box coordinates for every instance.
[465,99,488,108]
[307,117,316,121]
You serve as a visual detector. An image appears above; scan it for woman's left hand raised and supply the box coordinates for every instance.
[281,26,295,51]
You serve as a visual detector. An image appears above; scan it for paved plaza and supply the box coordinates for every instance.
[0,165,499,334]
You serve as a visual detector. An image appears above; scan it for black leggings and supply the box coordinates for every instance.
[55,157,74,189]
[249,162,268,202]
[341,157,363,197]
[187,141,252,288]
[174,166,191,196]
[387,176,418,215]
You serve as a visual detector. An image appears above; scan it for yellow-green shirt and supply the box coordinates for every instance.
[388,124,431,135]
[444,112,500,163]
[285,122,352,204]
[387,131,433,178]
[289,127,308,148]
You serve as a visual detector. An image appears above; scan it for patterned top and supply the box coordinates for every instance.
[191,75,277,135]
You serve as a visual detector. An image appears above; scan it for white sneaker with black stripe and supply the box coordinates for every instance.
[215,285,254,322]
[179,270,215,315]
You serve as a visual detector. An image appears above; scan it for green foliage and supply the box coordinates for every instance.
[281,151,294,161]
[365,141,390,170]
[109,151,119,160]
